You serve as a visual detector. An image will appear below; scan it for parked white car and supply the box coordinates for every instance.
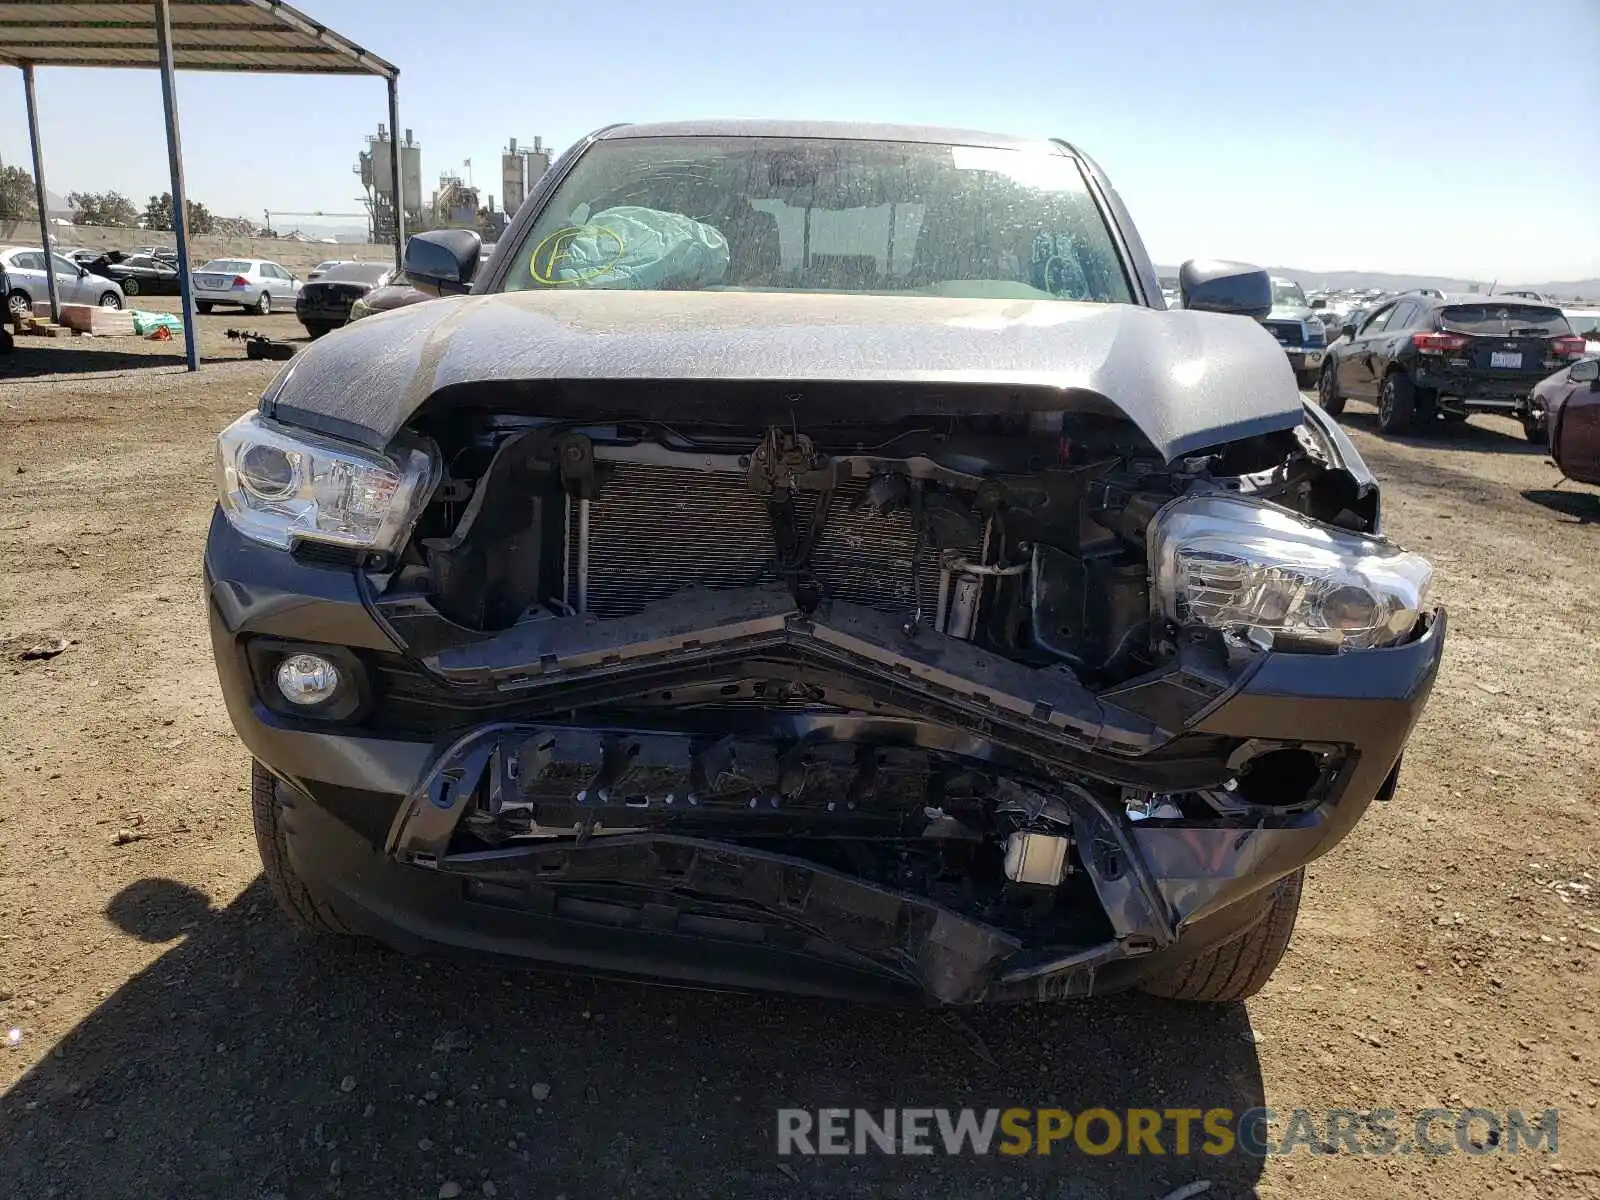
[1561,307,1600,355]
[192,259,301,315]
[1,246,125,317]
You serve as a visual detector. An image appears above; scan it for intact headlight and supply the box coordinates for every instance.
[215,411,438,552]
[1149,494,1432,651]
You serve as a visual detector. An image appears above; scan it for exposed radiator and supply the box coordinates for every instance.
[565,460,976,619]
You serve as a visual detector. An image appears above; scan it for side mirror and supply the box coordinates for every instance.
[1341,322,1358,340]
[1177,259,1272,319]
[1309,298,1327,310]
[403,229,482,296]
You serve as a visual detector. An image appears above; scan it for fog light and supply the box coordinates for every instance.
[275,653,341,706]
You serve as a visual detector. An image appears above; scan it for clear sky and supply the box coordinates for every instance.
[2,0,1596,281]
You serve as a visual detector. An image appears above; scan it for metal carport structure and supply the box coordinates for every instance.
[0,0,401,370]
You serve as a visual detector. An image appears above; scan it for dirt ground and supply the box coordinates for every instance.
[0,322,1596,1200]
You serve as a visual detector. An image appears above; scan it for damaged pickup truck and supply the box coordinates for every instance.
[207,121,1443,1006]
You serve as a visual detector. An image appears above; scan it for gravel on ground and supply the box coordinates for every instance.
[1,341,1596,1198]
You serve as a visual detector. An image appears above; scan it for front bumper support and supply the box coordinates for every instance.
[208,512,1447,1004]
[368,720,1180,1003]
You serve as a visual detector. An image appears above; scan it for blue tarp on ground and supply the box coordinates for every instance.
[129,310,183,336]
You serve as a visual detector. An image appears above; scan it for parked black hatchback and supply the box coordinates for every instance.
[1317,294,1588,433]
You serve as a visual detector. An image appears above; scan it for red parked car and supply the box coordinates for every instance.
[1527,357,1600,485]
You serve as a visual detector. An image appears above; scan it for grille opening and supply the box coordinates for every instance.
[566,462,978,619]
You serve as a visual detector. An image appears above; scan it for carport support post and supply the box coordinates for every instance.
[154,0,199,371]
[387,75,404,269]
[20,63,61,325]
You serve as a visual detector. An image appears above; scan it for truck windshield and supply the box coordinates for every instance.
[499,136,1133,304]
[1271,280,1307,306]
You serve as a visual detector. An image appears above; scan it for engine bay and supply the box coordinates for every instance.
[395,400,1375,692]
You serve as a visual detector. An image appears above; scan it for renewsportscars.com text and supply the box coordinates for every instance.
[776,1107,1559,1158]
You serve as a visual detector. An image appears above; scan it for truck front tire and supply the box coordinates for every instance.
[1140,869,1304,1002]
[251,760,355,937]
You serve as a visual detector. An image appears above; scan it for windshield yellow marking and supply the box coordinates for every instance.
[529,224,626,286]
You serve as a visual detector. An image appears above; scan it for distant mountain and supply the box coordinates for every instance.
[265,220,369,243]
[1515,279,1600,303]
[1270,268,1600,302]
[1158,266,1600,303]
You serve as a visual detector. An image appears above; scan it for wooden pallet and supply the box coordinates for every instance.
[13,315,67,338]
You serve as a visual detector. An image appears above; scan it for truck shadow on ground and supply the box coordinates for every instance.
[0,877,1267,1200]
[1335,408,1546,454]
[1520,487,1599,525]
[0,340,302,380]
[0,344,189,378]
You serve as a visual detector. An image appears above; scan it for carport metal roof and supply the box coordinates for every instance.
[1,0,402,369]
[0,0,394,75]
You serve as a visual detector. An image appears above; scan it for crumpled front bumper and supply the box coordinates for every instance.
[207,511,1446,1005]
[271,783,1296,1005]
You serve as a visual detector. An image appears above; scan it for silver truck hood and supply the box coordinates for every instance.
[262,289,1304,462]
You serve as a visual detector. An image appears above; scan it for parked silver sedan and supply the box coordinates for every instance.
[1,246,125,317]
[191,258,300,315]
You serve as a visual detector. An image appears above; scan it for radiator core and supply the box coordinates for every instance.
[564,461,971,619]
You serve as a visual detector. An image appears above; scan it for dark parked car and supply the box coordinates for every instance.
[1527,357,1600,481]
[209,120,1442,1007]
[294,261,392,337]
[1317,294,1589,433]
[99,252,183,297]
[346,247,500,324]
[347,272,432,322]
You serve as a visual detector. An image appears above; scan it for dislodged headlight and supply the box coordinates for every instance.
[216,412,438,552]
[1149,494,1432,651]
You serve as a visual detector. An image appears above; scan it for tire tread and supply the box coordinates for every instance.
[1317,363,1348,416]
[1378,371,1417,434]
[1140,869,1304,1002]
[250,760,352,935]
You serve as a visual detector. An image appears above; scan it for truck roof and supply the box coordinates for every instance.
[596,119,1068,155]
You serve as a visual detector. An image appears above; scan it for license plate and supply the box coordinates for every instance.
[1490,351,1522,369]
[198,275,222,288]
